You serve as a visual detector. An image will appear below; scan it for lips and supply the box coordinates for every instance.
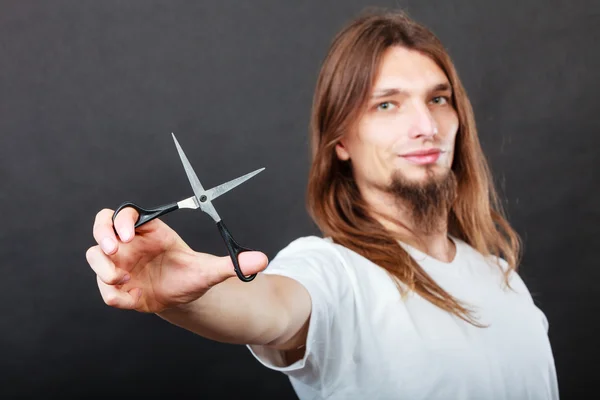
[400,148,442,165]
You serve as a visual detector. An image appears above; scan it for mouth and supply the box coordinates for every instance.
[399,148,444,165]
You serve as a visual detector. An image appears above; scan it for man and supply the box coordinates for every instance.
[86,9,559,400]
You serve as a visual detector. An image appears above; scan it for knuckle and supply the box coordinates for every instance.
[103,292,119,307]
[104,273,122,286]
[95,267,121,285]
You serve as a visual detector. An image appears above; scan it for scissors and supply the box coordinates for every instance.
[112,133,264,282]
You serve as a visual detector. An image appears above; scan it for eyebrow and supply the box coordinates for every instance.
[371,83,452,99]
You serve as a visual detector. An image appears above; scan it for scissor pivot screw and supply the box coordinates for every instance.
[200,195,207,202]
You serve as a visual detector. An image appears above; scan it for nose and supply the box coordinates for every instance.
[407,103,438,139]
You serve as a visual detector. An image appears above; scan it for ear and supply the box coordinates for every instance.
[335,140,350,161]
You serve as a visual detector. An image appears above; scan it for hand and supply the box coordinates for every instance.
[86,208,269,313]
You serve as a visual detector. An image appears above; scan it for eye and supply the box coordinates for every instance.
[431,96,450,105]
[376,101,396,111]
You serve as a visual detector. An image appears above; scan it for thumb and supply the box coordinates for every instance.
[210,251,269,285]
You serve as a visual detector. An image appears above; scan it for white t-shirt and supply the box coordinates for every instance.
[247,236,559,400]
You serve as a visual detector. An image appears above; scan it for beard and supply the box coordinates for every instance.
[385,167,458,235]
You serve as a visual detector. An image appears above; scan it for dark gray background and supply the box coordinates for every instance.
[1,0,598,398]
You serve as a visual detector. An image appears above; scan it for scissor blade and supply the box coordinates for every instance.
[205,167,265,202]
[172,133,206,198]
[172,133,222,222]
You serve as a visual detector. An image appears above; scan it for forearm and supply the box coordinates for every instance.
[157,273,309,348]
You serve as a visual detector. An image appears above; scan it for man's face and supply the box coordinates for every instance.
[336,46,459,194]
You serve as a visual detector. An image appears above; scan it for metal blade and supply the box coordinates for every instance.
[172,133,205,196]
[172,133,221,222]
[205,167,265,202]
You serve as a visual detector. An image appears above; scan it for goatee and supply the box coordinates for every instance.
[386,168,458,235]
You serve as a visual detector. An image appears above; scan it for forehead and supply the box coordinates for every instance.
[373,46,449,92]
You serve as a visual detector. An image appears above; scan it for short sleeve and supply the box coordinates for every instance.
[508,269,550,333]
[486,255,550,334]
[246,236,357,391]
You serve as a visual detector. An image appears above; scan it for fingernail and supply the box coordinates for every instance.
[101,238,116,253]
[119,274,130,284]
[120,229,132,242]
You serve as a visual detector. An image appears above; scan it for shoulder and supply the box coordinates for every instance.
[482,253,550,332]
[261,236,360,316]
[264,236,360,289]
[480,251,531,299]
[485,253,511,273]
[466,245,549,329]
[276,235,337,253]
[456,239,523,287]
[265,235,346,273]
[270,235,340,264]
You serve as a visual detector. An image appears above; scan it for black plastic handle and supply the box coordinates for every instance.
[112,201,179,229]
[216,220,257,282]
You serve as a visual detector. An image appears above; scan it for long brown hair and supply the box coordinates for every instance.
[306,9,521,325]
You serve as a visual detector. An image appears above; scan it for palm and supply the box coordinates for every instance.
[114,220,215,313]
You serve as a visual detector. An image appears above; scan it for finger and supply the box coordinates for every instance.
[97,275,141,310]
[112,206,139,243]
[86,245,131,285]
[206,251,269,286]
[93,208,121,255]
[237,251,269,273]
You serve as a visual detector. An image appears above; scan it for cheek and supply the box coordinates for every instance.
[448,120,459,163]
[436,108,459,141]
[354,119,394,159]
[360,116,404,150]
[449,113,459,137]
[433,109,459,165]
[350,119,400,179]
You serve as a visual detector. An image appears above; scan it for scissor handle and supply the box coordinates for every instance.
[216,220,257,282]
[112,201,179,230]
